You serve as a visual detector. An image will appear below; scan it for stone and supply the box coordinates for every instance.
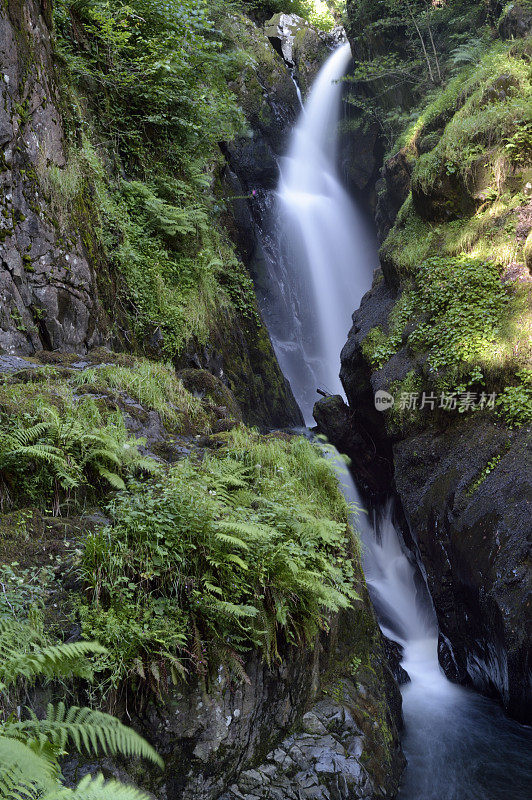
[301,711,328,735]
[498,2,532,39]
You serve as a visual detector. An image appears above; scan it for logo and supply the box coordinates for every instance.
[374,390,394,411]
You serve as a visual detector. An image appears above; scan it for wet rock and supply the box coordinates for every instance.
[0,354,37,373]
[313,393,392,499]
[375,150,414,242]
[265,14,345,96]
[382,637,410,686]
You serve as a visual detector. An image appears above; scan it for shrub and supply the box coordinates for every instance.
[0,396,156,511]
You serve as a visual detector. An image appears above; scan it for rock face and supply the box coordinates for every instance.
[265,13,345,98]
[136,606,405,800]
[328,0,532,723]
[333,278,532,722]
[0,1,105,355]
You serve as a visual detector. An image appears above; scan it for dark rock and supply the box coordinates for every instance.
[498,2,532,39]
[382,636,410,686]
[393,421,532,722]
[0,1,106,355]
[375,150,414,242]
[313,394,392,499]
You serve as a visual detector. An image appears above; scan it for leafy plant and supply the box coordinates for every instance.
[0,398,157,511]
[497,370,532,428]
[0,618,162,799]
[79,428,360,697]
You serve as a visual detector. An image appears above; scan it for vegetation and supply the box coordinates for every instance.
[365,30,532,429]
[244,0,344,29]
[0,354,234,511]
[78,428,360,698]
[0,618,162,800]
[344,0,496,147]
[50,1,262,357]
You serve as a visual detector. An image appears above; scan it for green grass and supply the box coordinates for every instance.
[71,359,211,430]
[362,255,532,424]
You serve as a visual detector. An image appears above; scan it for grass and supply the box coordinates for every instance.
[0,355,231,511]
[70,359,211,430]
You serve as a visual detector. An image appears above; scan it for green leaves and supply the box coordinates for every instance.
[0,618,163,800]
[0,397,157,507]
[79,429,359,689]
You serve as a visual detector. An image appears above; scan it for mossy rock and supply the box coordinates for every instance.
[177,368,242,422]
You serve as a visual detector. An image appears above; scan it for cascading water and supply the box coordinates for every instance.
[261,43,532,799]
[336,469,532,800]
[260,42,377,422]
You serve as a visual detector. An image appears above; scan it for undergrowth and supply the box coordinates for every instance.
[50,1,261,356]
[363,256,532,424]
[78,428,360,699]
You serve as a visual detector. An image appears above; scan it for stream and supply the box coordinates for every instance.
[257,41,532,800]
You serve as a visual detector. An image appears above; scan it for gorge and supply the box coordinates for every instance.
[0,2,531,799]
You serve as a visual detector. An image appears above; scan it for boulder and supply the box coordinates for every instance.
[265,13,346,97]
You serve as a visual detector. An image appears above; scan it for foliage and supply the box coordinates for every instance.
[244,0,341,29]
[405,257,510,376]
[0,396,156,511]
[0,561,54,620]
[496,370,532,428]
[344,0,492,145]
[50,3,260,357]
[53,0,246,169]
[407,40,531,192]
[79,428,360,696]
[468,453,503,495]
[70,359,210,429]
[0,619,162,800]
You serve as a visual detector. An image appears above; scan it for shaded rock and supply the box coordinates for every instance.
[498,2,532,39]
[382,637,410,686]
[393,421,532,722]
[313,393,392,499]
[177,368,243,422]
[0,1,106,355]
[375,150,414,242]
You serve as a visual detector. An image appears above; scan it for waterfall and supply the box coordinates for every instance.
[265,42,377,422]
[335,466,532,800]
[262,43,532,800]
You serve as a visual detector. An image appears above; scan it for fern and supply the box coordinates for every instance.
[0,619,106,691]
[4,703,163,767]
[53,772,154,799]
[0,619,163,799]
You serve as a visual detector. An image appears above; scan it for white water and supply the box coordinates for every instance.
[336,467,532,800]
[270,45,532,798]
[274,43,377,421]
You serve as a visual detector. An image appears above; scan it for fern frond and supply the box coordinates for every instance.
[95,467,126,490]
[65,772,153,800]
[0,735,56,798]
[0,620,106,690]
[5,704,163,768]
[213,600,258,619]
